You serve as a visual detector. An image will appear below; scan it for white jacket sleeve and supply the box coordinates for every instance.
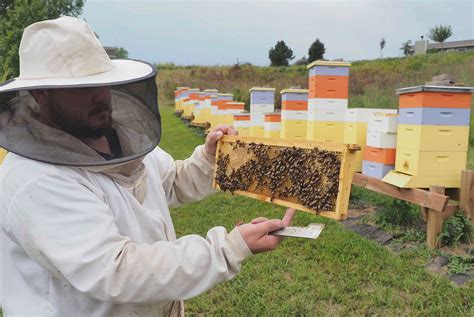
[4,171,252,304]
[156,145,218,207]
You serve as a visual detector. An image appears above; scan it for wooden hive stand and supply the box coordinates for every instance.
[352,170,474,249]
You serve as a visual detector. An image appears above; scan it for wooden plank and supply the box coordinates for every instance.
[333,147,357,220]
[352,173,449,212]
[459,170,474,221]
[426,186,445,249]
[213,135,358,221]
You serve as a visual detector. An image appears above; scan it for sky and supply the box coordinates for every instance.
[81,0,474,66]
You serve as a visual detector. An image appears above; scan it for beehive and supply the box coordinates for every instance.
[191,92,207,125]
[201,89,218,125]
[209,94,219,128]
[225,102,245,126]
[250,87,275,137]
[211,93,233,128]
[182,88,200,119]
[233,113,251,137]
[307,61,351,142]
[280,89,308,140]
[216,101,230,127]
[383,85,474,188]
[0,148,6,164]
[264,112,282,138]
[362,113,399,179]
[344,108,397,172]
[213,135,359,220]
[175,87,190,112]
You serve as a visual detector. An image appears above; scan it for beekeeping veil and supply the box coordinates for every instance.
[0,16,160,166]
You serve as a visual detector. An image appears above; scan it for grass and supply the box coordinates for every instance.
[159,105,474,316]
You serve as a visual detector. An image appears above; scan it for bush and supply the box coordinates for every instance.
[375,199,420,228]
[439,212,473,246]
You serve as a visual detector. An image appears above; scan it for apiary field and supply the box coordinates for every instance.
[157,51,474,170]
[159,105,473,316]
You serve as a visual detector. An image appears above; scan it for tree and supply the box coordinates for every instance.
[428,24,453,50]
[379,37,386,58]
[268,40,294,67]
[0,0,84,81]
[307,39,325,63]
[400,40,412,56]
[116,47,129,59]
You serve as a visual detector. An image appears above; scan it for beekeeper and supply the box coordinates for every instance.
[0,16,295,316]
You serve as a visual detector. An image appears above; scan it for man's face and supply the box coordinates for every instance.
[46,86,113,139]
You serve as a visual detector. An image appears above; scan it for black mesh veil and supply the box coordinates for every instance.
[0,69,161,166]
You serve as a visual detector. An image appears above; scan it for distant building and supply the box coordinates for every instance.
[409,38,474,55]
[104,46,118,59]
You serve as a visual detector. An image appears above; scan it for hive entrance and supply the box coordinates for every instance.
[213,136,358,220]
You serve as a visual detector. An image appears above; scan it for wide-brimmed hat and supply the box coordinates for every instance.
[0,16,154,92]
[0,16,161,166]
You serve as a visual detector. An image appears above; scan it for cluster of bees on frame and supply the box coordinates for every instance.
[215,140,342,212]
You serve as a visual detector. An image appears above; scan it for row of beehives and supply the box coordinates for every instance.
[174,60,473,188]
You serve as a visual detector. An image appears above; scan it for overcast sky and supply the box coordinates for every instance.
[81,0,474,66]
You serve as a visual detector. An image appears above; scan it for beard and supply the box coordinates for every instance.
[48,100,114,139]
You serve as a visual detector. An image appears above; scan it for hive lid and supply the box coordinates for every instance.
[217,93,233,97]
[249,87,276,92]
[203,89,219,92]
[396,85,474,95]
[307,60,351,69]
[188,88,200,92]
[280,88,308,94]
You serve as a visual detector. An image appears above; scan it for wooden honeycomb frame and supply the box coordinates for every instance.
[213,136,359,220]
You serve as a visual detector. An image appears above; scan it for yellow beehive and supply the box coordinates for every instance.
[233,113,251,136]
[397,124,469,152]
[250,87,275,137]
[182,88,200,118]
[0,148,7,164]
[280,88,308,140]
[211,93,233,128]
[192,92,207,125]
[344,122,368,144]
[174,87,189,112]
[201,89,218,125]
[383,85,474,188]
[264,112,281,138]
[395,150,466,177]
[307,121,345,142]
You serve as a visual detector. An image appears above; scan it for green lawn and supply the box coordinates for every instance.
[160,105,473,316]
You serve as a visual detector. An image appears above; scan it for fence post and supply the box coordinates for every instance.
[426,185,445,249]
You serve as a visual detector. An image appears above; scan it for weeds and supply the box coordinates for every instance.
[439,212,473,247]
[375,199,421,228]
[446,255,473,275]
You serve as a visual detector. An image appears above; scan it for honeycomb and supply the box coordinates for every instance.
[215,139,343,212]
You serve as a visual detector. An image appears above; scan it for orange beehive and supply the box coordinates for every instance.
[362,146,396,164]
[399,91,471,109]
[307,60,351,100]
[308,76,350,99]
